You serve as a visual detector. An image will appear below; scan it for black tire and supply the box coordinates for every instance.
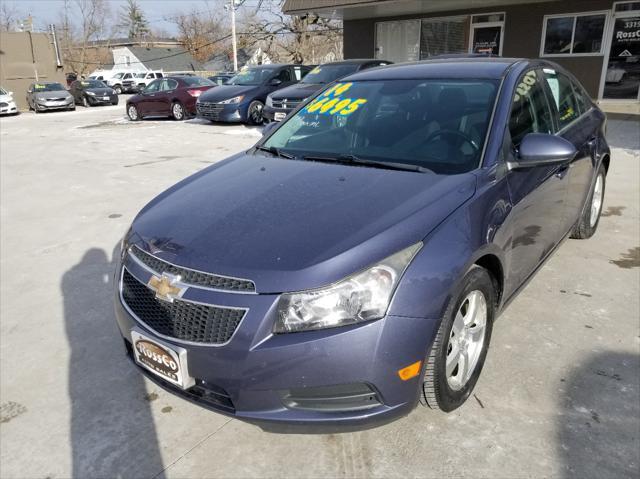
[570,163,606,239]
[113,85,122,95]
[422,266,495,412]
[82,96,89,108]
[247,100,264,125]
[112,100,119,106]
[127,104,140,121]
[171,101,185,121]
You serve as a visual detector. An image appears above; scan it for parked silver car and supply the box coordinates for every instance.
[26,82,75,113]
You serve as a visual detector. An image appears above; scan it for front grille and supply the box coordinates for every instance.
[121,268,246,344]
[130,246,255,292]
[124,339,235,412]
[272,99,302,110]
[197,102,224,117]
[47,97,66,102]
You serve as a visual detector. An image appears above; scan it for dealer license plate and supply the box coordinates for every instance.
[103,96,110,101]
[131,330,195,389]
[274,112,286,121]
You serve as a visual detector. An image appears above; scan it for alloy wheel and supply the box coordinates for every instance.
[446,290,487,391]
[590,174,604,228]
[128,105,138,120]
[172,103,184,120]
[249,102,264,124]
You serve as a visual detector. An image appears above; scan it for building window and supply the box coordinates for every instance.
[542,13,607,56]
[420,16,469,58]
[375,20,420,63]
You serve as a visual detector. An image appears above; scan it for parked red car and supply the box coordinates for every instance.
[126,76,215,121]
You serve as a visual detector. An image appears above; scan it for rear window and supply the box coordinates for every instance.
[180,77,214,87]
[301,65,359,84]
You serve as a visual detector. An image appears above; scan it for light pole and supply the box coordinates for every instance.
[225,0,246,72]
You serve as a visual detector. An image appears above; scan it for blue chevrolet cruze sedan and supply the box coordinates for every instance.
[115,57,609,431]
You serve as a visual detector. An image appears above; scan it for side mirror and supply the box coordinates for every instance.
[261,121,278,136]
[269,78,282,86]
[508,133,577,170]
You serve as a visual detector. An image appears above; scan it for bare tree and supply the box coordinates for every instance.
[0,3,21,32]
[239,0,342,64]
[166,5,227,64]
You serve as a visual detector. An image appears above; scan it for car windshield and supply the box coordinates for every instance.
[181,76,214,87]
[135,73,146,78]
[33,83,66,92]
[226,68,274,86]
[209,76,230,85]
[80,80,107,88]
[113,73,124,79]
[301,64,360,84]
[0,87,7,95]
[263,79,499,175]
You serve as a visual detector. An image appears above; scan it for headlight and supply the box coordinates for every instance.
[219,95,244,104]
[275,242,422,333]
[86,91,96,96]
[266,95,273,107]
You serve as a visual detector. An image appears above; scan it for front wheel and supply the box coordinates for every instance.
[247,100,264,125]
[422,266,495,412]
[571,163,606,239]
[82,96,89,108]
[171,101,185,121]
[113,85,122,95]
[127,104,140,121]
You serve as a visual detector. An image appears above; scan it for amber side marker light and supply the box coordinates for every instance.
[397,360,422,381]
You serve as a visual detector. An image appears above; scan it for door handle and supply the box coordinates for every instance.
[587,136,598,149]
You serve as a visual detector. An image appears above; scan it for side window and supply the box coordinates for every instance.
[509,70,555,146]
[292,66,303,81]
[276,68,292,82]
[146,73,153,79]
[145,79,161,92]
[157,73,163,78]
[541,69,581,128]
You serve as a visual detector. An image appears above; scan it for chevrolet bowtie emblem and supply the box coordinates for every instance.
[147,273,184,302]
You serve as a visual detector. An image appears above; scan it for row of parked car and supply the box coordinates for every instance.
[125,59,391,125]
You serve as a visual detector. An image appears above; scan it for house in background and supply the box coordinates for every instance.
[111,46,202,74]
[202,47,272,73]
[283,0,640,102]
[0,31,66,110]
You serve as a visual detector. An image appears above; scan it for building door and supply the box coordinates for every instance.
[469,13,505,56]
[602,2,640,100]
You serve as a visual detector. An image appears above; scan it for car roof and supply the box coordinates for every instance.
[322,59,390,66]
[345,57,525,81]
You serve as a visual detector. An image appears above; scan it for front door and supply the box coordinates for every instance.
[603,3,640,100]
[504,69,569,294]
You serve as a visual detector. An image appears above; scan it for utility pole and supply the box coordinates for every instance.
[226,0,246,72]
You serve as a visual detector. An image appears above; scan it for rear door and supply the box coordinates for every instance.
[540,68,598,234]
[504,68,569,292]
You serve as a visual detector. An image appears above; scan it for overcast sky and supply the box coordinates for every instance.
[5,0,266,35]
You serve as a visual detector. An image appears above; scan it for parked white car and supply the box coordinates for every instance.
[91,71,143,94]
[122,71,164,93]
[0,87,18,115]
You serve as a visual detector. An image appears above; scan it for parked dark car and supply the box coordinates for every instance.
[196,64,312,124]
[26,82,75,112]
[115,58,609,431]
[70,79,118,107]
[263,59,391,122]
[126,76,215,121]
[207,73,234,86]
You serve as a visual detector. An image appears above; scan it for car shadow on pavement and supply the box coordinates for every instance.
[558,351,640,478]
[62,246,164,478]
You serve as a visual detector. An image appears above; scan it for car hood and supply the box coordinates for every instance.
[0,94,13,102]
[85,87,114,95]
[129,154,476,293]
[270,83,323,101]
[34,91,71,100]
[198,85,259,102]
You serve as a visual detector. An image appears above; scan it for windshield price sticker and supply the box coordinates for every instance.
[34,84,46,89]
[303,82,367,116]
[513,70,537,103]
[310,66,321,74]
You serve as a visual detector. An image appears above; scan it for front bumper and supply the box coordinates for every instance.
[36,99,74,110]
[87,94,118,105]
[0,102,18,115]
[196,101,246,123]
[263,105,292,122]
[114,251,438,430]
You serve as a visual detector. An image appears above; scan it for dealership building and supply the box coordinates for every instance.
[283,0,640,102]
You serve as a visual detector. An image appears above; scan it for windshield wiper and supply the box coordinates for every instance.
[255,145,295,160]
[301,154,432,173]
